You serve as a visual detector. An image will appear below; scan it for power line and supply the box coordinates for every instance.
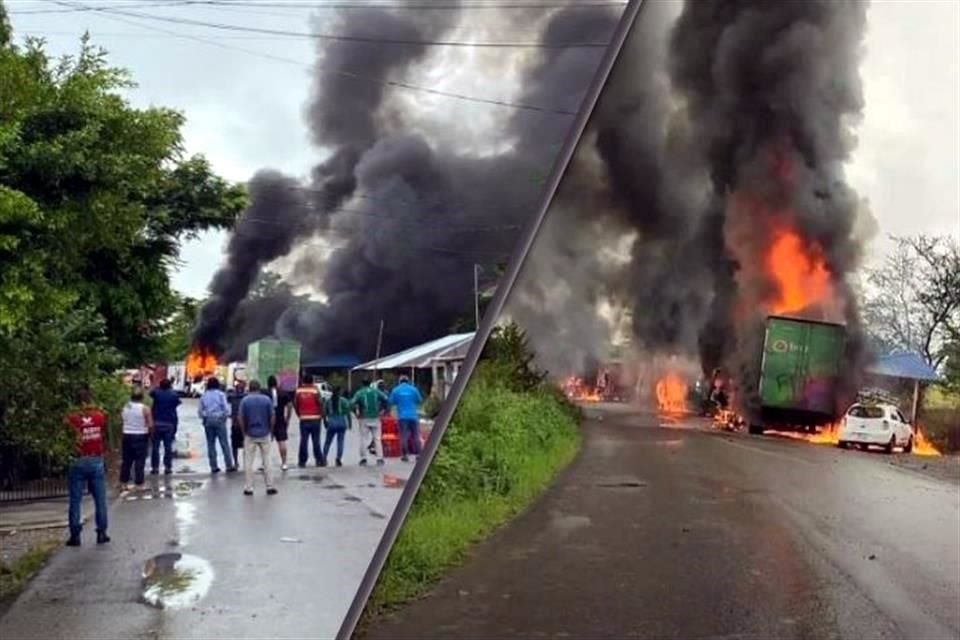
[9,1,198,14]
[25,5,583,116]
[48,1,611,48]
[11,1,626,14]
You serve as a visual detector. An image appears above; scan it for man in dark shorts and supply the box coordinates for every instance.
[228,384,245,470]
[266,375,293,471]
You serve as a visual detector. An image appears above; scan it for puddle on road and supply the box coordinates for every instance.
[549,512,591,534]
[322,483,346,490]
[342,496,362,502]
[174,480,204,498]
[141,553,214,610]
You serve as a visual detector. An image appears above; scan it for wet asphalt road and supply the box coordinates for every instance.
[366,404,960,640]
[0,399,414,640]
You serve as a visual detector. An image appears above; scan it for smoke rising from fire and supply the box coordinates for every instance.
[510,0,874,420]
[192,2,623,361]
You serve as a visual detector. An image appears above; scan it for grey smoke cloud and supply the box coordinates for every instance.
[193,2,623,361]
[511,0,872,421]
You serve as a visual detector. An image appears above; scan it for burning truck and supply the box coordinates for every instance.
[749,315,846,435]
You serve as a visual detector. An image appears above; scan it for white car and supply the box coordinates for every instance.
[315,380,334,400]
[837,402,914,453]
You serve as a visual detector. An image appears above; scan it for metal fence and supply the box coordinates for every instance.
[0,446,69,503]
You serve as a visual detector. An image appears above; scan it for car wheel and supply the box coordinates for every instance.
[748,423,764,436]
[838,441,849,449]
[904,435,914,454]
[884,435,895,455]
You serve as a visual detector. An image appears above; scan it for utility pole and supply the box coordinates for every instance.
[474,263,481,331]
[374,319,384,380]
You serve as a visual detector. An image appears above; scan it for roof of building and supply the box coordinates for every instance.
[302,354,361,369]
[865,351,941,382]
[354,333,476,371]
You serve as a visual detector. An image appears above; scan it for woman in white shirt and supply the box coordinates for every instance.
[120,387,153,490]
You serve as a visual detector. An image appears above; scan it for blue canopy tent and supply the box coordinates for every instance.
[865,351,942,423]
[301,354,360,386]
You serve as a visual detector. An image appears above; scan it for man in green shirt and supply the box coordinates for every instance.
[352,378,390,466]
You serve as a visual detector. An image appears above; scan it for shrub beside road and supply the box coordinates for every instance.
[363,326,581,618]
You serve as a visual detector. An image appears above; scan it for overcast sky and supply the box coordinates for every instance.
[8,0,959,300]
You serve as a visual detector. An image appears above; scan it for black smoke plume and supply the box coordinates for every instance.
[192,2,624,361]
[511,0,873,420]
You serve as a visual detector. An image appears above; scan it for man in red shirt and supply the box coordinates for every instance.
[64,387,110,546]
[293,375,324,467]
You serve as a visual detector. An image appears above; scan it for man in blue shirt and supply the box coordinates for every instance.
[389,376,423,462]
[149,378,181,475]
[237,380,277,496]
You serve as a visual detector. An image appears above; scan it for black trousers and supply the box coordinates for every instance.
[120,434,149,485]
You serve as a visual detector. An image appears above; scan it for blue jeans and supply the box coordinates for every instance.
[399,419,421,456]
[322,426,345,462]
[151,426,176,472]
[203,417,233,471]
[68,457,108,536]
[299,420,322,466]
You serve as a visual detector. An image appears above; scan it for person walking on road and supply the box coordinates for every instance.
[293,374,324,467]
[149,378,180,475]
[322,386,352,467]
[228,383,246,470]
[120,387,154,491]
[199,377,235,473]
[267,375,293,472]
[352,378,388,466]
[389,376,423,462]
[64,388,110,546]
[238,379,277,496]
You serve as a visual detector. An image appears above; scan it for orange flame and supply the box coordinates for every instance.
[766,226,832,314]
[655,373,688,414]
[562,376,602,402]
[185,349,218,380]
[912,427,942,457]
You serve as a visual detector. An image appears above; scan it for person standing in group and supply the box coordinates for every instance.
[64,388,110,546]
[149,378,180,475]
[199,377,235,474]
[293,374,324,467]
[352,379,389,466]
[120,387,154,491]
[389,376,423,462]
[237,379,277,496]
[266,375,293,472]
[228,383,245,470]
[322,386,352,467]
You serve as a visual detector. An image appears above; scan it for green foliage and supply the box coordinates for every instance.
[363,322,580,617]
[155,295,200,362]
[420,393,442,419]
[942,340,960,394]
[0,17,245,466]
[479,323,547,392]
[0,308,120,471]
[0,26,246,362]
[0,538,59,602]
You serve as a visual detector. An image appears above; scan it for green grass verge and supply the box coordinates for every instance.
[0,539,59,602]
[361,363,582,620]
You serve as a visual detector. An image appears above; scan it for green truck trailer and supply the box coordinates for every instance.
[750,315,846,435]
[246,338,301,392]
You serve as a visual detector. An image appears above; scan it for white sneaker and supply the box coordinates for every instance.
[281,463,288,471]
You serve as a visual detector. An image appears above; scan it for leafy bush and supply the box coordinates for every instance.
[362,325,581,618]
[420,393,442,419]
